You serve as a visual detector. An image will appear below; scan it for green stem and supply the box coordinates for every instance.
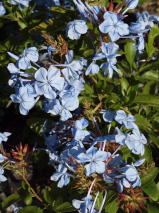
[16,170,46,206]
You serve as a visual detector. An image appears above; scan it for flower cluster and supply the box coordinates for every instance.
[3,0,158,211]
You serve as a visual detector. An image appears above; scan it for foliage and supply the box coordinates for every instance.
[0,0,159,212]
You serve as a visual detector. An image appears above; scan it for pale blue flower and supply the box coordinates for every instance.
[136,11,154,29]
[72,118,90,141]
[123,165,141,188]
[55,50,83,81]
[72,195,96,213]
[0,167,7,182]
[40,46,56,61]
[100,110,116,122]
[8,47,39,70]
[0,154,7,163]
[85,61,99,75]
[50,164,70,188]
[130,129,147,155]
[126,0,139,9]
[9,0,31,10]
[0,132,11,145]
[99,12,129,41]
[0,2,6,16]
[44,97,79,121]
[10,86,36,115]
[76,147,110,176]
[115,127,126,146]
[93,42,120,61]
[34,66,64,99]
[66,20,88,40]
[100,58,119,78]
[129,21,147,34]
[115,110,138,129]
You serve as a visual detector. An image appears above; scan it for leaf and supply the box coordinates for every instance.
[42,189,52,204]
[18,206,43,213]
[1,194,21,210]
[84,84,94,94]
[149,134,159,148]
[134,114,149,131]
[26,118,46,135]
[139,146,152,163]
[53,202,75,212]
[142,81,156,94]
[83,49,94,57]
[120,78,129,91]
[29,15,74,34]
[104,190,118,213]
[143,181,159,201]
[24,194,32,205]
[52,195,63,209]
[147,203,159,213]
[105,199,119,213]
[139,60,159,72]
[132,95,159,106]
[50,6,75,14]
[146,24,159,58]
[124,42,136,70]
[141,167,159,186]
[137,71,159,82]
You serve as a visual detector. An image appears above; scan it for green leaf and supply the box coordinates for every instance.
[53,202,75,212]
[141,167,159,186]
[147,203,159,213]
[50,6,75,14]
[1,194,21,210]
[143,181,159,201]
[134,114,149,131]
[42,189,51,204]
[139,60,159,72]
[120,78,129,95]
[104,190,118,213]
[146,24,159,58]
[132,95,159,106]
[150,134,159,148]
[26,117,46,135]
[24,194,32,205]
[83,49,94,57]
[142,81,156,94]
[84,84,94,94]
[137,71,159,82]
[124,42,136,70]
[105,199,118,213]
[18,206,43,213]
[139,145,152,163]
[52,195,63,209]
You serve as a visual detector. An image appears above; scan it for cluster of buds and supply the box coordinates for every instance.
[117,187,148,213]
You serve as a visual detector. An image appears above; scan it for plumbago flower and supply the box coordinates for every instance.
[0,2,6,16]
[10,85,37,115]
[54,50,83,81]
[66,20,88,40]
[9,0,31,10]
[34,66,64,99]
[99,12,129,41]
[72,118,90,141]
[0,167,7,182]
[50,164,70,188]
[44,97,79,121]
[8,47,39,70]
[115,110,138,129]
[0,132,11,145]
[76,147,111,176]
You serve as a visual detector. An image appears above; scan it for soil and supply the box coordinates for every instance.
[135,0,159,14]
